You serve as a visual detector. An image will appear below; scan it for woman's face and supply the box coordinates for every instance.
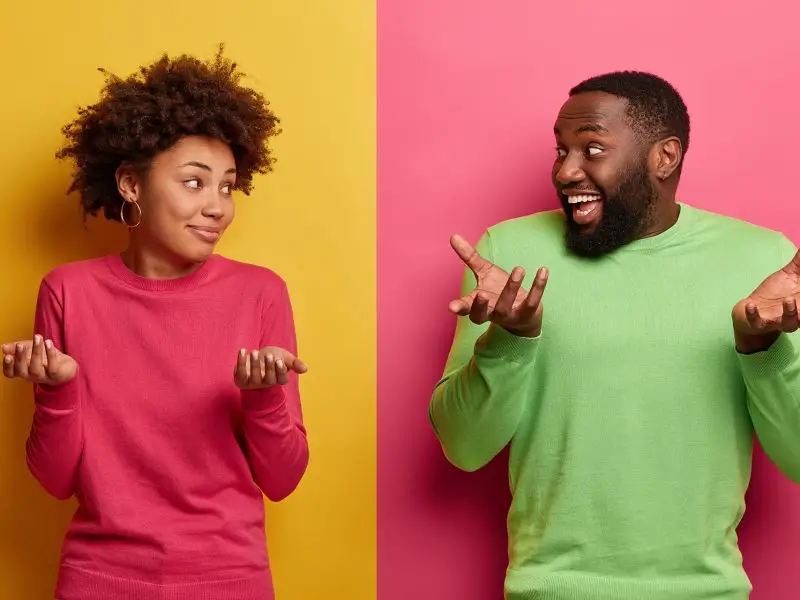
[117,135,237,267]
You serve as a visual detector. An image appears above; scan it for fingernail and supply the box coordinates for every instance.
[266,354,274,363]
[239,348,246,357]
[45,339,53,350]
[34,335,42,345]
[276,359,284,370]
[4,355,12,364]
[16,344,23,352]
[252,350,259,360]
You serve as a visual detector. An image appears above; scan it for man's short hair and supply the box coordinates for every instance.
[570,71,690,169]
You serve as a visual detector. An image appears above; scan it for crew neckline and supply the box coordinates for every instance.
[621,202,697,253]
[104,252,218,292]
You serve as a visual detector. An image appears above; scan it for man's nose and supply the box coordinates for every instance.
[555,153,586,185]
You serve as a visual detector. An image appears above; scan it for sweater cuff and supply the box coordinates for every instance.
[475,323,541,363]
[34,376,80,410]
[241,385,287,412]
[738,333,798,379]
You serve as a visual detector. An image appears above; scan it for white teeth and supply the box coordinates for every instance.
[567,194,602,204]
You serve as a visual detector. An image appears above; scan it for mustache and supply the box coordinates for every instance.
[560,186,603,195]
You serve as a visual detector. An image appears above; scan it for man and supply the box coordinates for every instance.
[429,71,800,600]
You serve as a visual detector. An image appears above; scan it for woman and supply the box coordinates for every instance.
[2,46,309,600]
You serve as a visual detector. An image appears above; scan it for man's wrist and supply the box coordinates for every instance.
[476,323,541,363]
[504,323,542,339]
[734,329,781,354]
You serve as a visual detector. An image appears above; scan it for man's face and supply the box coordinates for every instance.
[552,91,658,258]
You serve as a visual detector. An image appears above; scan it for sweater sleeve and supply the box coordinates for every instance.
[429,231,540,472]
[740,333,800,482]
[240,281,309,502]
[740,234,800,483]
[26,278,84,500]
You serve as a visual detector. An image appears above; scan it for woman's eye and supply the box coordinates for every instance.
[555,148,567,157]
[221,184,232,194]
[184,179,201,189]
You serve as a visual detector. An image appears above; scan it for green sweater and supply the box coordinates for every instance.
[429,203,800,600]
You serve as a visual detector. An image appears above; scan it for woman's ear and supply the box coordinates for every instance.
[115,164,142,203]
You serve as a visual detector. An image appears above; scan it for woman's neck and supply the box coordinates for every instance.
[121,242,202,280]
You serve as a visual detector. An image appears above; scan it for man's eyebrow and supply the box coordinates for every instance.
[553,123,610,136]
[576,123,609,135]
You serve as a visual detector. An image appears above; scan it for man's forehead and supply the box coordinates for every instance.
[554,92,627,134]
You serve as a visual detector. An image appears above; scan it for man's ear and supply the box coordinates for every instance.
[651,137,682,181]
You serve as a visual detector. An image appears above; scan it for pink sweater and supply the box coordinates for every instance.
[26,253,309,600]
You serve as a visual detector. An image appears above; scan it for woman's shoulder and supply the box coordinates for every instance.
[211,254,288,292]
[40,255,114,290]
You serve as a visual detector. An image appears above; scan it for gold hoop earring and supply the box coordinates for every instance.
[120,201,142,228]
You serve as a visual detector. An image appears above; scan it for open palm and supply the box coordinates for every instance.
[2,335,78,385]
[448,234,549,337]
[733,248,800,350]
[234,346,308,390]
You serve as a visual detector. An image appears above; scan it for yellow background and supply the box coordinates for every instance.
[0,2,375,599]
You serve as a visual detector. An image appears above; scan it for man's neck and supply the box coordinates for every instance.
[639,200,680,240]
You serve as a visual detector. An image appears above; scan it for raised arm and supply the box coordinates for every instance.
[429,231,547,472]
[2,279,83,500]
[238,282,310,501]
[733,236,800,482]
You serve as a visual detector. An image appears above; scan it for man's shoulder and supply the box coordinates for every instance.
[686,204,796,261]
[487,209,564,235]
[479,209,567,266]
[689,204,782,237]
[484,209,565,249]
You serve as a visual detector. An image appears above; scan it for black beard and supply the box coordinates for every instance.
[562,159,658,258]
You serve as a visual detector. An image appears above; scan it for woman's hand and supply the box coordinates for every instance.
[2,334,78,385]
[234,346,308,390]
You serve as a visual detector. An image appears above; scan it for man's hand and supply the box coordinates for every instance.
[733,248,800,353]
[234,346,308,390]
[448,234,549,337]
[2,335,78,385]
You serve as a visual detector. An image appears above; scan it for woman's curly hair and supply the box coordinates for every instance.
[56,44,280,221]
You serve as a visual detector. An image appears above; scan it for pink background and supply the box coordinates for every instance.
[378,1,800,598]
